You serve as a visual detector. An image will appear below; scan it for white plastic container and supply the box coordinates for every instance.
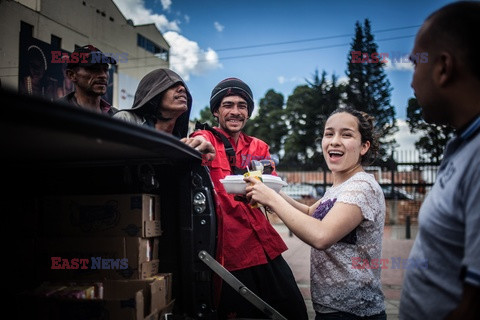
[220,174,288,194]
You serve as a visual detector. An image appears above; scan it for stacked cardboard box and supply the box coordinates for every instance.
[31,194,173,319]
[38,194,161,280]
[20,273,174,320]
[41,194,162,238]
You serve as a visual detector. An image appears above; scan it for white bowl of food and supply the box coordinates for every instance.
[220,174,288,195]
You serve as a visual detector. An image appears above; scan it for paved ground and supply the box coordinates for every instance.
[274,224,417,320]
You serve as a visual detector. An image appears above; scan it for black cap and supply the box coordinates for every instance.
[66,45,116,70]
[210,78,254,117]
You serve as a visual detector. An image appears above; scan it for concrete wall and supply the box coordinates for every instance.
[0,0,170,107]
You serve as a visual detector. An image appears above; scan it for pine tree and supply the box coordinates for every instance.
[345,19,398,159]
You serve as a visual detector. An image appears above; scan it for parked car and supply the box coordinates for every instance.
[282,183,319,200]
[309,184,326,197]
[381,185,415,200]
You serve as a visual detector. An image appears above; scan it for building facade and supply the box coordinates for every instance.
[0,0,170,108]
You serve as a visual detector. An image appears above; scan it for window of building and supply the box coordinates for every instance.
[51,35,62,49]
[20,21,33,38]
[137,34,169,61]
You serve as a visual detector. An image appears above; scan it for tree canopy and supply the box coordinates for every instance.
[190,19,414,170]
[406,97,454,162]
[345,19,398,159]
[193,105,217,127]
[244,89,286,155]
[281,70,343,169]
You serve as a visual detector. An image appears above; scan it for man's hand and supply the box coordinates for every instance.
[181,136,216,163]
[444,283,480,320]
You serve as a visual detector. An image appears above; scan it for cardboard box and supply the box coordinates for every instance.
[18,278,175,320]
[154,273,172,305]
[105,273,172,315]
[145,299,175,320]
[19,283,145,320]
[38,236,159,280]
[41,194,161,237]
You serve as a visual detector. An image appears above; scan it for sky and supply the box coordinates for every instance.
[112,0,458,150]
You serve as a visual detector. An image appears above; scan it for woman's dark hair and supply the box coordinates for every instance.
[326,106,379,165]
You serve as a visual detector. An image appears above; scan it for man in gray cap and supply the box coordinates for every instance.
[57,45,117,115]
[186,77,308,320]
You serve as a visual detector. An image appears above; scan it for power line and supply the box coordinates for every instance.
[214,25,421,52]
[119,33,416,70]
[215,35,415,61]
[124,24,421,63]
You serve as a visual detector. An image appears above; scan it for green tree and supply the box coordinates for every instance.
[406,97,455,162]
[244,89,286,155]
[345,19,397,159]
[282,70,343,169]
[192,105,217,126]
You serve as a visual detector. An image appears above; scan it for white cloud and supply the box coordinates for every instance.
[384,54,414,72]
[113,0,180,32]
[184,14,190,23]
[394,119,421,151]
[160,0,171,11]
[277,76,299,84]
[214,21,224,32]
[164,31,221,81]
[249,99,261,119]
[337,76,349,85]
[112,0,221,79]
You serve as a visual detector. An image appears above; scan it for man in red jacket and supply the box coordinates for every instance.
[184,78,307,320]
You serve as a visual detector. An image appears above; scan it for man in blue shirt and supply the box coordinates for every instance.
[400,2,480,319]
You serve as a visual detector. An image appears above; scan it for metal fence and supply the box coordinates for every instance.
[276,150,440,226]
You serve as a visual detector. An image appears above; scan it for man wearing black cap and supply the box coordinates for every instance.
[186,78,308,320]
[57,45,116,116]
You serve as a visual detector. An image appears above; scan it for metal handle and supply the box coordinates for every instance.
[198,251,287,320]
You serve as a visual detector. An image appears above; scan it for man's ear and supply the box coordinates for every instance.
[65,69,76,82]
[435,52,454,87]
